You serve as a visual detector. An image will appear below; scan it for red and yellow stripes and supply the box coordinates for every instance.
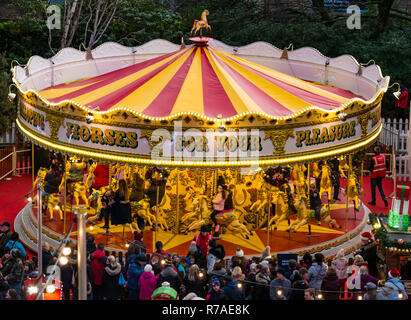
[39,45,359,118]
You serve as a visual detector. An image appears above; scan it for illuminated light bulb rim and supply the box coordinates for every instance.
[17,118,382,168]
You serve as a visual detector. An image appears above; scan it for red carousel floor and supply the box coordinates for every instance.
[2,173,409,257]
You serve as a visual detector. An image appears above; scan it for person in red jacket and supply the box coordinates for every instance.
[193,225,213,268]
[368,146,388,207]
[90,243,107,300]
[395,85,409,121]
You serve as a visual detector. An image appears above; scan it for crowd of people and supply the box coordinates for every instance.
[0,216,409,301]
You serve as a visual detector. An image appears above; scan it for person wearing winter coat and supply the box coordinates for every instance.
[206,277,223,300]
[332,248,348,287]
[270,269,291,300]
[90,243,107,300]
[102,255,121,300]
[254,266,271,300]
[183,264,206,298]
[126,253,146,300]
[306,253,328,290]
[207,239,225,275]
[320,267,341,300]
[245,263,258,300]
[364,282,386,300]
[289,269,309,300]
[284,259,298,280]
[157,258,181,293]
[300,252,313,270]
[231,248,247,273]
[0,221,13,257]
[5,233,26,259]
[220,273,244,300]
[358,266,379,293]
[138,264,157,300]
[384,268,408,300]
[3,249,24,292]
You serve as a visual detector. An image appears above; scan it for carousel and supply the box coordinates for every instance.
[12,12,390,257]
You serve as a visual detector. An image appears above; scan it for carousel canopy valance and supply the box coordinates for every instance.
[38,46,359,118]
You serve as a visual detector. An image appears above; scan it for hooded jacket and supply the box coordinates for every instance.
[102,262,121,300]
[306,262,328,290]
[91,250,107,285]
[127,260,144,291]
[254,272,271,300]
[138,271,157,300]
[6,257,24,285]
[384,277,408,300]
[321,274,341,300]
[221,281,244,300]
[332,256,348,280]
[157,266,181,292]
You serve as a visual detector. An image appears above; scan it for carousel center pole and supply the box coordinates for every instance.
[345,154,352,233]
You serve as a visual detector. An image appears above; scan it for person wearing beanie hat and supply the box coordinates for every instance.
[384,268,408,300]
[355,231,379,277]
[206,276,223,300]
[220,271,245,300]
[332,248,348,286]
[0,221,12,257]
[284,259,297,280]
[151,285,178,300]
[126,252,146,300]
[193,225,213,269]
[157,256,181,293]
[270,269,291,300]
[138,263,157,300]
[128,231,146,255]
[364,282,386,300]
[231,248,246,272]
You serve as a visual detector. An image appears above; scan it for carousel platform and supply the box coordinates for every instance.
[13,175,392,259]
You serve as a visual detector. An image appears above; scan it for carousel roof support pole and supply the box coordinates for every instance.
[176,169,180,234]
[63,155,67,236]
[307,163,311,236]
[31,143,34,187]
[345,154,352,233]
[155,183,159,245]
[74,206,87,300]
[267,192,271,247]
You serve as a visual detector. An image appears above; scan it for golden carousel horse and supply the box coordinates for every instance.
[183,195,251,239]
[319,164,333,201]
[293,164,308,202]
[339,156,350,179]
[131,198,157,230]
[287,200,341,233]
[33,167,63,221]
[312,162,321,178]
[345,173,361,211]
[268,189,292,230]
[190,9,211,35]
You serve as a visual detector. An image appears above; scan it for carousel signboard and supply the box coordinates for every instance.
[17,96,382,167]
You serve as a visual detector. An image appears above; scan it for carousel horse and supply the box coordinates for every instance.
[46,193,63,221]
[181,195,209,225]
[183,196,251,239]
[345,173,361,211]
[312,162,321,178]
[293,164,309,202]
[288,201,341,233]
[131,198,157,230]
[86,186,111,222]
[268,189,292,231]
[319,164,333,201]
[59,157,88,208]
[151,205,170,231]
[286,196,312,232]
[85,162,97,188]
[339,157,350,179]
[190,9,211,35]
[34,168,63,220]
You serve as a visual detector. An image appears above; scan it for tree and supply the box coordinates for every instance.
[0,53,16,135]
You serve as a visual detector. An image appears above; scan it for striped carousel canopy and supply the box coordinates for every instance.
[39,45,360,119]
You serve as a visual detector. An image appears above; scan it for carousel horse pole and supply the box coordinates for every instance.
[63,155,67,235]
[176,169,180,234]
[345,154,352,233]
[307,163,312,236]
[267,192,271,247]
[155,182,159,244]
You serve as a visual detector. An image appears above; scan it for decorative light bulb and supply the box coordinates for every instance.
[62,247,71,256]
[46,284,56,294]
[398,292,403,299]
[317,293,323,300]
[59,256,68,265]
[27,196,32,202]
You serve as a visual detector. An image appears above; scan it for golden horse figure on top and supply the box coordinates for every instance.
[190,9,211,36]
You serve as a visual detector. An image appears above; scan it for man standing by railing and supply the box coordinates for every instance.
[368,146,389,208]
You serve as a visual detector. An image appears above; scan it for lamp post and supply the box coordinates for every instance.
[74,206,88,300]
